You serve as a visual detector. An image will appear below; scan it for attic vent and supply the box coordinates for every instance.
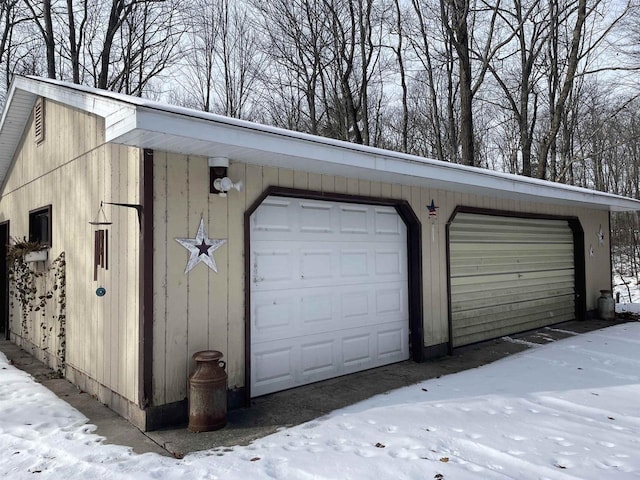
[34,97,45,145]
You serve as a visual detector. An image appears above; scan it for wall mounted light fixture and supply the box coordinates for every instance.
[208,157,243,197]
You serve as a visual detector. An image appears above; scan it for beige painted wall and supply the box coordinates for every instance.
[152,155,611,406]
[0,99,141,405]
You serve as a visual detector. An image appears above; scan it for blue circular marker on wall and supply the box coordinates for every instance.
[96,287,106,297]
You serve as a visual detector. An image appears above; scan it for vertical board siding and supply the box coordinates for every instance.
[153,159,612,406]
[163,153,190,402]
[226,162,247,390]
[186,156,210,378]
[0,100,141,406]
[151,151,168,405]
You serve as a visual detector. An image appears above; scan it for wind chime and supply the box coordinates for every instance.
[89,202,111,297]
[427,199,439,242]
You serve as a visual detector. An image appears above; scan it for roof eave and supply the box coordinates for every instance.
[106,105,640,213]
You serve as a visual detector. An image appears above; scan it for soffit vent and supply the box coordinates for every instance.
[34,97,45,145]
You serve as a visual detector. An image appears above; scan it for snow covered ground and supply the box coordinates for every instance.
[1,323,639,479]
[614,273,640,307]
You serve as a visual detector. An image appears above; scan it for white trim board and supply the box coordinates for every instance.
[1,76,639,212]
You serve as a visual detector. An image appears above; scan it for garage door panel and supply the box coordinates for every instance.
[375,249,404,276]
[452,284,575,311]
[343,334,373,366]
[454,302,575,339]
[252,345,295,390]
[453,294,575,322]
[451,242,574,254]
[341,290,370,322]
[340,205,369,233]
[301,249,334,280]
[378,327,406,358]
[455,310,575,346]
[251,197,409,397]
[376,288,403,315]
[253,284,407,342]
[340,250,370,277]
[450,213,576,348]
[300,201,333,233]
[451,268,574,288]
[301,294,334,325]
[375,208,405,235]
[252,324,408,396]
[253,244,405,290]
[451,262,574,277]
[253,295,295,333]
[253,249,294,284]
[301,340,336,376]
[252,198,293,232]
[451,271,575,293]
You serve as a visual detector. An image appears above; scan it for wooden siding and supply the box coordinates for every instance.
[153,157,611,405]
[0,99,141,405]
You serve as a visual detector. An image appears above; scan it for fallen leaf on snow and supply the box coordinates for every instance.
[440,457,449,463]
[250,457,261,462]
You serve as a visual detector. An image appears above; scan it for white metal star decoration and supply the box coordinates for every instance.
[175,217,226,274]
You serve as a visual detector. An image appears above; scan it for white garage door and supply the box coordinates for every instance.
[449,213,576,348]
[250,196,409,397]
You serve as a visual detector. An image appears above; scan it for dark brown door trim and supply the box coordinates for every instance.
[0,220,9,340]
[244,186,423,404]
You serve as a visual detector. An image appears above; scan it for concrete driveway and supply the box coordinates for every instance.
[1,318,633,458]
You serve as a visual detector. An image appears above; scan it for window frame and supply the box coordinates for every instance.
[29,205,52,248]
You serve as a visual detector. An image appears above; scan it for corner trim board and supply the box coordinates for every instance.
[139,148,154,408]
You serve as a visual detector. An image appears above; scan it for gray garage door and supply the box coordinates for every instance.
[449,213,576,347]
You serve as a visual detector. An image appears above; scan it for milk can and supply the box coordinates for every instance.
[188,350,227,432]
[597,290,615,321]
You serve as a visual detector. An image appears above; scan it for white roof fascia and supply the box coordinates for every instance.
[2,76,640,212]
[0,84,36,189]
[0,76,130,190]
[106,104,640,213]
[16,77,126,117]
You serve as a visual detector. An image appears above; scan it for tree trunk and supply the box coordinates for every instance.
[536,0,587,178]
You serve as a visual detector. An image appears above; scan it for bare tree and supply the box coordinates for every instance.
[0,0,21,94]
[110,0,183,96]
[181,0,220,111]
[22,0,56,78]
[181,0,264,118]
[409,0,453,161]
[322,0,387,145]
[440,0,475,165]
[251,0,331,134]
[389,0,408,152]
[439,0,515,166]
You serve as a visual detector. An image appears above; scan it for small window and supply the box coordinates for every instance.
[29,205,52,247]
[34,97,45,145]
